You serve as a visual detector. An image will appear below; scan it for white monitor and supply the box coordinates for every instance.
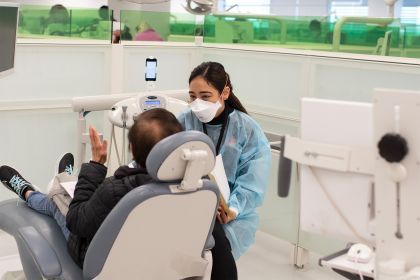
[0,2,19,78]
[299,98,375,245]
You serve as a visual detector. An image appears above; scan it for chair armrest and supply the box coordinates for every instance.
[204,235,215,250]
[18,226,62,278]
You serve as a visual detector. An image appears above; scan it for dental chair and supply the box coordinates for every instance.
[0,131,219,280]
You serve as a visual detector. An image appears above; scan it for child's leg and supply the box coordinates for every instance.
[0,165,70,240]
[26,191,70,240]
[0,165,35,200]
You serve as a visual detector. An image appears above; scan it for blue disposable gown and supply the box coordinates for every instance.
[178,108,272,259]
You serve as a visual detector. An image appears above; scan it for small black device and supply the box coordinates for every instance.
[377,133,408,163]
[0,3,19,78]
[145,57,157,81]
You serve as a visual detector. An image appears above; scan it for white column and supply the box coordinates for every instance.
[270,0,329,16]
[297,0,329,16]
[369,0,400,17]
[270,0,299,16]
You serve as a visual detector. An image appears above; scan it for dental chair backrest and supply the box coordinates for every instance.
[83,131,219,280]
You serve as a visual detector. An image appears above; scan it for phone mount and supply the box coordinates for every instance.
[146,81,156,91]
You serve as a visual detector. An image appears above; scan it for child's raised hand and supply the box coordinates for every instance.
[89,126,108,165]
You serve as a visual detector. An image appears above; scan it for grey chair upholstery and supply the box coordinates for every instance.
[0,199,83,279]
[0,130,219,280]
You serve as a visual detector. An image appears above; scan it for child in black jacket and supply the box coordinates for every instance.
[0,108,182,267]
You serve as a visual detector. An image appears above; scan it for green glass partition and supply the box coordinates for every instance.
[120,10,197,42]
[403,24,420,58]
[70,8,113,40]
[203,14,287,44]
[203,14,420,59]
[204,15,334,46]
[18,5,113,41]
[17,6,420,59]
[170,13,202,41]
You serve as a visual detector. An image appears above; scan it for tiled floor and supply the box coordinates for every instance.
[0,230,342,280]
[0,232,21,280]
[0,255,20,277]
[238,231,340,280]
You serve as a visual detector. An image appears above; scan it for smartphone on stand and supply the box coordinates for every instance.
[145,57,157,91]
[145,57,157,81]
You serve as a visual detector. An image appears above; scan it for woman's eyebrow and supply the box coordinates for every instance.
[188,90,213,94]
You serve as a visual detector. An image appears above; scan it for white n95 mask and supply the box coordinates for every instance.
[190,98,221,123]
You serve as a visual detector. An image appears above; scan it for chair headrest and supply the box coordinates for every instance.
[146,131,216,182]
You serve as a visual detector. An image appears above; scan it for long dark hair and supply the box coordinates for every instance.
[189,62,248,114]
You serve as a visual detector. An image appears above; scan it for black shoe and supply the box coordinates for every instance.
[58,153,74,175]
[0,165,35,200]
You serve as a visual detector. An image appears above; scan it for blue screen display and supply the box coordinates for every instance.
[145,100,161,106]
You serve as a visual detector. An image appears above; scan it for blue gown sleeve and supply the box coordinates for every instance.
[227,119,272,216]
[177,111,187,129]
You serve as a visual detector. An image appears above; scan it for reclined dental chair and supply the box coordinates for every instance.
[0,131,219,280]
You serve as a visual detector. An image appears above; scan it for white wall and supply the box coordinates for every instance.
[122,45,199,92]
[0,43,112,195]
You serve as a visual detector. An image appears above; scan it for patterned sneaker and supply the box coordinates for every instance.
[0,165,35,200]
[58,153,74,175]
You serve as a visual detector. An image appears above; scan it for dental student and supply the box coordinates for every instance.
[178,62,272,280]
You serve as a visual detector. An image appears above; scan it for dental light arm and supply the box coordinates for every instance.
[71,93,138,113]
[71,90,189,170]
[107,94,187,129]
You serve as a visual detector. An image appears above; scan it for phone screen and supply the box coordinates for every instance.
[145,59,157,81]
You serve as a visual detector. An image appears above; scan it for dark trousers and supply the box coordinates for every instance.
[211,220,238,280]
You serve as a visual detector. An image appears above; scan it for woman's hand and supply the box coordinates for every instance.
[89,126,108,165]
[217,206,237,224]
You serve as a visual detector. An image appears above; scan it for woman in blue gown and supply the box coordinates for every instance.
[178,61,272,279]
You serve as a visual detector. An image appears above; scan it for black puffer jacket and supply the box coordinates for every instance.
[66,161,153,267]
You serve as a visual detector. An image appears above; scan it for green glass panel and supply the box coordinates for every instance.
[18,5,112,41]
[69,8,113,40]
[18,6,420,59]
[170,13,202,41]
[203,14,420,59]
[18,5,54,36]
[329,18,401,56]
[119,10,197,42]
[403,24,420,58]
